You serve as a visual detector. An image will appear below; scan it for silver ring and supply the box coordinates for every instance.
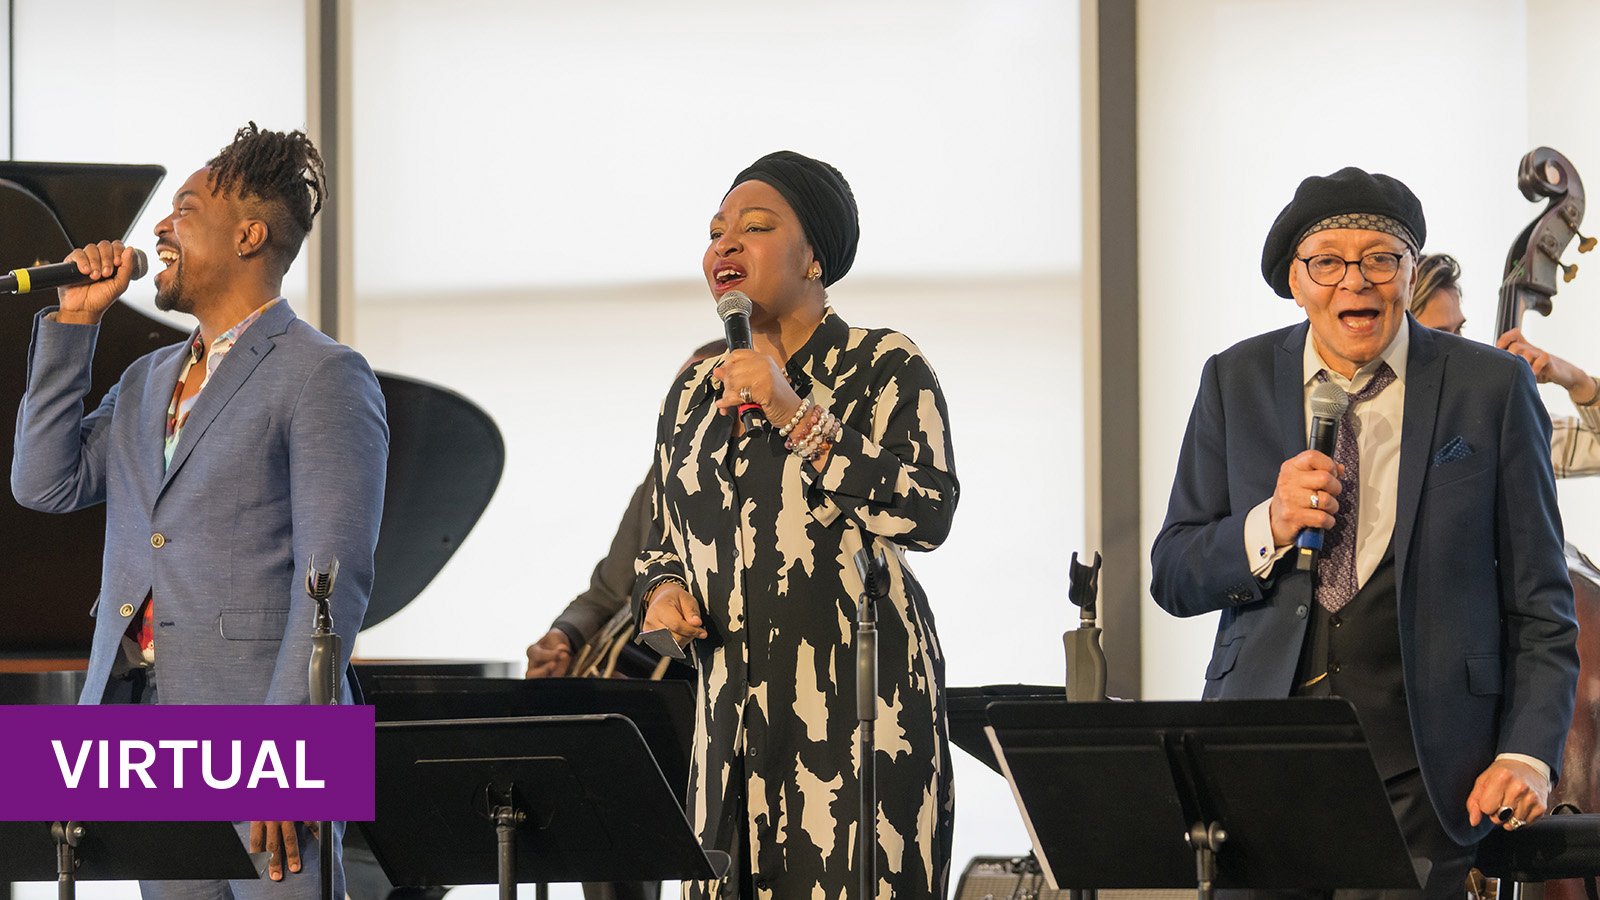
[1507,816,1526,830]
[739,387,753,403]
[1309,492,1319,510]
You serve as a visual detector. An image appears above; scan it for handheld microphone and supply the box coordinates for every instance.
[716,291,762,431]
[1295,381,1350,572]
[1,249,148,294]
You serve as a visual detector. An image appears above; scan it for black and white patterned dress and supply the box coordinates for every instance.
[635,308,958,899]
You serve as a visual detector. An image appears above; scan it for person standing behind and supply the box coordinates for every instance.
[1495,327,1600,478]
[1409,251,1600,477]
[1409,252,1466,335]
[11,123,388,900]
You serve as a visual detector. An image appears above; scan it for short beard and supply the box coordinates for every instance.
[153,263,192,314]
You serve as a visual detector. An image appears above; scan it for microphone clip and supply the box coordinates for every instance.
[305,554,340,634]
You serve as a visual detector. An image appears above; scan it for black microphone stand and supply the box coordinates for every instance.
[1064,550,1105,900]
[305,556,340,900]
[852,546,891,900]
[1063,551,1106,703]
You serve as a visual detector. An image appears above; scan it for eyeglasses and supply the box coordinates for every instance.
[1296,250,1409,287]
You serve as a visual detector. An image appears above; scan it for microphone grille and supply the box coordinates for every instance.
[716,291,753,321]
[1309,380,1351,419]
[128,248,149,281]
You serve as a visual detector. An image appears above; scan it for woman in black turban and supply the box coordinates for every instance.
[638,151,959,899]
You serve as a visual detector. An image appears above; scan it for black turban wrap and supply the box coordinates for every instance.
[1260,166,1426,298]
[729,150,859,287]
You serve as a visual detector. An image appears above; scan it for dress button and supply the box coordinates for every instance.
[1295,604,1308,618]
[1331,614,1342,628]
[150,533,166,548]
[1329,662,1342,674]
[118,603,135,618]
[748,746,758,759]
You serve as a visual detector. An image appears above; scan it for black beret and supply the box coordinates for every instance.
[730,151,859,287]
[1260,166,1426,298]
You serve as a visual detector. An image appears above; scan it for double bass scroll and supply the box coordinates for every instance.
[1496,147,1592,336]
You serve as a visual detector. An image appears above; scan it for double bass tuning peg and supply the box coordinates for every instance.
[1577,230,1597,253]
[1561,261,1580,283]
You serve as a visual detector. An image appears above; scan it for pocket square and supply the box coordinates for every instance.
[1432,436,1474,467]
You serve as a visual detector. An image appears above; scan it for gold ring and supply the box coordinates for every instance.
[1310,492,1319,509]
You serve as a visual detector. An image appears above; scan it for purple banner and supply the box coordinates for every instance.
[0,705,374,821]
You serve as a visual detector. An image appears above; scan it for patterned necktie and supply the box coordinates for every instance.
[1314,362,1397,613]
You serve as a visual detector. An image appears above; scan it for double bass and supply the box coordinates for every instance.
[1493,146,1600,900]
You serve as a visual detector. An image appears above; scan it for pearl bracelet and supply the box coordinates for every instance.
[785,405,824,451]
[779,398,814,436]
[794,410,839,460]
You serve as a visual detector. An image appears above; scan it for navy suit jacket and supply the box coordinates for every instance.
[1150,316,1578,844]
[12,301,388,706]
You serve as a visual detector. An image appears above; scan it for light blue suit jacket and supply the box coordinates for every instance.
[12,301,388,706]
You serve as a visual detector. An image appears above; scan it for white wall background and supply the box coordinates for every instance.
[8,0,309,319]
[1137,0,1600,699]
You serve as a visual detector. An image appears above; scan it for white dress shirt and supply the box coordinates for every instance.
[1245,323,1408,583]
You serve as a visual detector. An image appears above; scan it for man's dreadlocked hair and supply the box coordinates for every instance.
[206,122,327,275]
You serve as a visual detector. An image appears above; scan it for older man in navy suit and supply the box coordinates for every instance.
[1151,167,1578,898]
[12,124,387,900]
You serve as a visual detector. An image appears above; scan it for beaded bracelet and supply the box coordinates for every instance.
[794,410,840,460]
[785,405,825,451]
[778,398,814,436]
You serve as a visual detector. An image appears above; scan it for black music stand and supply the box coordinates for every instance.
[948,684,1066,774]
[0,821,263,900]
[361,715,727,900]
[985,698,1421,898]
[362,675,695,804]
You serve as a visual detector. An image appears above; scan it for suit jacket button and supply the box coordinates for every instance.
[1295,604,1308,618]
[150,533,166,548]
[118,603,135,618]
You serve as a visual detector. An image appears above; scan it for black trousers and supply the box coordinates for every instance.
[1220,766,1477,900]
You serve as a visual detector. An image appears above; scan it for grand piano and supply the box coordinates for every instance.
[0,161,512,704]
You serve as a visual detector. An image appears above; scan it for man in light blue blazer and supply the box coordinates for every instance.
[12,124,387,900]
[1151,167,1577,898]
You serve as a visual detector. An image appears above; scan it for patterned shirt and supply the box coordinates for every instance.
[164,298,281,468]
[1552,402,1600,480]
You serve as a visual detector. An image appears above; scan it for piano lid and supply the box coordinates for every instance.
[0,162,503,655]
